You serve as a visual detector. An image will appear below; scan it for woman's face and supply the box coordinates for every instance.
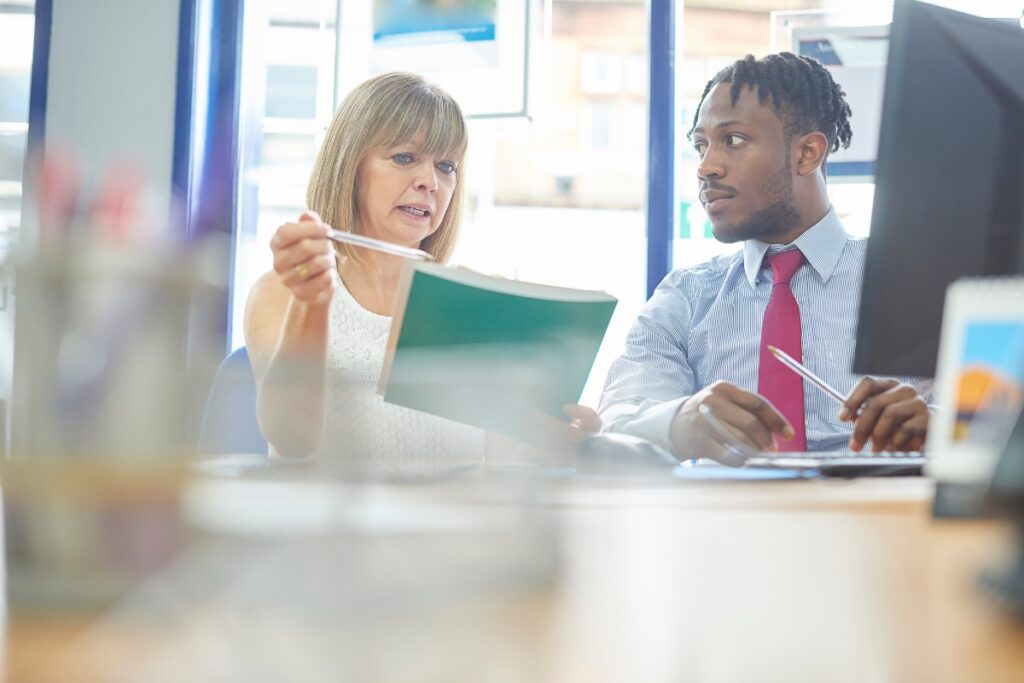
[354,135,459,248]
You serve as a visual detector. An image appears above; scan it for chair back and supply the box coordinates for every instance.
[197,346,267,455]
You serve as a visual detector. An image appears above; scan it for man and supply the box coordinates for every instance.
[599,53,931,457]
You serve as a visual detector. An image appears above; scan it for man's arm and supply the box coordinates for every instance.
[599,279,700,452]
[599,271,793,458]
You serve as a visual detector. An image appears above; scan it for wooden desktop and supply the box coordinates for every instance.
[4,469,1024,683]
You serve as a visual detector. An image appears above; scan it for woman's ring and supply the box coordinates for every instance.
[295,263,310,279]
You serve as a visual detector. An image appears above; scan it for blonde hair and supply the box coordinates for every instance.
[306,72,468,264]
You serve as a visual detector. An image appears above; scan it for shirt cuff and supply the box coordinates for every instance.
[603,396,688,453]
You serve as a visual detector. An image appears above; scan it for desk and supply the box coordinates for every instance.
[5,472,1024,683]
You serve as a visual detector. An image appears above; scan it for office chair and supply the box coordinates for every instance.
[197,346,268,455]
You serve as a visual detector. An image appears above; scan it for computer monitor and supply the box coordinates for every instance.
[853,0,1024,378]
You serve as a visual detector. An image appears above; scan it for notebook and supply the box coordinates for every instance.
[378,261,617,440]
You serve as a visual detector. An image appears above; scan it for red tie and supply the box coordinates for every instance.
[758,250,807,452]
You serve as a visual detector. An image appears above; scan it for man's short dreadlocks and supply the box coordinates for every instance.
[688,52,853,156]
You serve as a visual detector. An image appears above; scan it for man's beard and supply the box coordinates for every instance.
[712,159,799,244]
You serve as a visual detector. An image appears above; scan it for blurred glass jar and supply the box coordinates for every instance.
[2,458,189,613]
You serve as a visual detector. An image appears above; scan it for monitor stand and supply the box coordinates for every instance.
[980,521,1024,620]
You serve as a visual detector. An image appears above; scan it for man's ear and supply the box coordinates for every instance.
[794,131,829,177]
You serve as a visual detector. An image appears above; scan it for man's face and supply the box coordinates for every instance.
[690,82,799,243]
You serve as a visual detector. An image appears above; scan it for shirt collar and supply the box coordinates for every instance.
[742,206,847,288]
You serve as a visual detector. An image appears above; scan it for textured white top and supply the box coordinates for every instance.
[304,274,486,472]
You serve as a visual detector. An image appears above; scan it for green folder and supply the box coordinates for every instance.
[379,261,618,440]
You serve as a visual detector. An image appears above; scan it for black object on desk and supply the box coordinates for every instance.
[746,455,926,478]
[980,403,1024,619]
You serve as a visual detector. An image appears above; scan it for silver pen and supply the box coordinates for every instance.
[767,345,847,405]
[327,228,433,261]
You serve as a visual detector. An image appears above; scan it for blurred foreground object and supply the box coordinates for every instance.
[9,151,226,458]
[980,401,1024,618]
[1,460,188,612]
[7,467,559,682]
[6,476,1024,683]
[3,151,227,613]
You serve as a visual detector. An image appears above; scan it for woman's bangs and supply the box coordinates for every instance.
[420,103,467,160]
[374,94,467,161]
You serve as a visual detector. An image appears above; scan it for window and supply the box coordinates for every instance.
[0,1,34,438]
[229,0,1024,407]
[579,100,615,151]
[231,0,337,347]
[579,49,622,94]
[623,52,645,95]
[675,5,881,270]
[0,6,32,227]
[672,0,1023,271]
[232,0,650,405]
[265,65,318,119]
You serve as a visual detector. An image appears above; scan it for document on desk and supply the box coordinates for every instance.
[379,261,617,440]
[483,462,809,481]
[671,463,810,480]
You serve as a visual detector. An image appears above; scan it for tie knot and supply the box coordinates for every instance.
[766,249,804,285]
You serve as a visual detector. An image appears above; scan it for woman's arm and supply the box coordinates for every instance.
[244,214,337,457]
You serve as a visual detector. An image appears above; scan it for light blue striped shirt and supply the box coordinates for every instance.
[599,207,928,453]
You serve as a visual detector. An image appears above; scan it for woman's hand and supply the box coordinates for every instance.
[564,404,602,442]
[523,404,602,452]
[270,211,337,305]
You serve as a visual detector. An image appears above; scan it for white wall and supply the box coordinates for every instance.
[44,0,181,220]
[5,0,183,450]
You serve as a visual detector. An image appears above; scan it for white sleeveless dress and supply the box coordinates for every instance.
[304,276,486,472]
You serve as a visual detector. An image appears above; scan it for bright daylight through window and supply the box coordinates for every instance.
[231,0,1024,405]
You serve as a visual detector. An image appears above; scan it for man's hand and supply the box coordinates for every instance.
[670,381,793,457]
[839,377,930,452]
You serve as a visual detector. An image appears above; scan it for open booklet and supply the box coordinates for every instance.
[378,261,618,441]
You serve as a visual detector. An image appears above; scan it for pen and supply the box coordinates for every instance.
[767,345,847,406]
[327,228,433,261]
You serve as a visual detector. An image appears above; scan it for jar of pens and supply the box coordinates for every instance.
[2,150,226,612]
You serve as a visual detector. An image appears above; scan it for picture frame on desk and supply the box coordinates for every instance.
[926,277,1024,487]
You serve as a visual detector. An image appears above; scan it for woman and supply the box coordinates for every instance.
[244,73,596,468]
